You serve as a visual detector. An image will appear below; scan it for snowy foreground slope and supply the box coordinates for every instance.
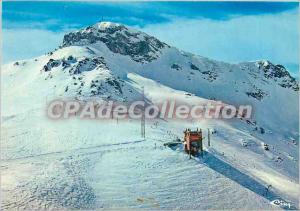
[1,22,299,210]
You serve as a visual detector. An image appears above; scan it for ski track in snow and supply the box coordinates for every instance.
[1,107,297,210]
[0,133,280,210]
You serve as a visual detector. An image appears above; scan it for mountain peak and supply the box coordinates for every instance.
[61,21,169,63]
[94,21,122,29]
[255,60,298,91]
[89,21,129,34]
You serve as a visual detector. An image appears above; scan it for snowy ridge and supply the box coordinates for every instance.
[1,22,299,210]
[61,21,169,63]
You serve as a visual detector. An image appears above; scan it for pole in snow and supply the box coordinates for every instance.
[141,86,145,139]
[208,128,211,147]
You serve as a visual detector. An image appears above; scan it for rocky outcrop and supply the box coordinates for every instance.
[61,22,169,63]
[256,60,299,91]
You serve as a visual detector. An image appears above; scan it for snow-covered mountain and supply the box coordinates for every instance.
[1,22,299,210]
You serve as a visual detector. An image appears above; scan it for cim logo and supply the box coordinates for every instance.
[271,199,292,209]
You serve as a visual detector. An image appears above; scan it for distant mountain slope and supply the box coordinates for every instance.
[3,22,298,137]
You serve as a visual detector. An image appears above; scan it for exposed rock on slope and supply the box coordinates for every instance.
[61,22,169,63]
